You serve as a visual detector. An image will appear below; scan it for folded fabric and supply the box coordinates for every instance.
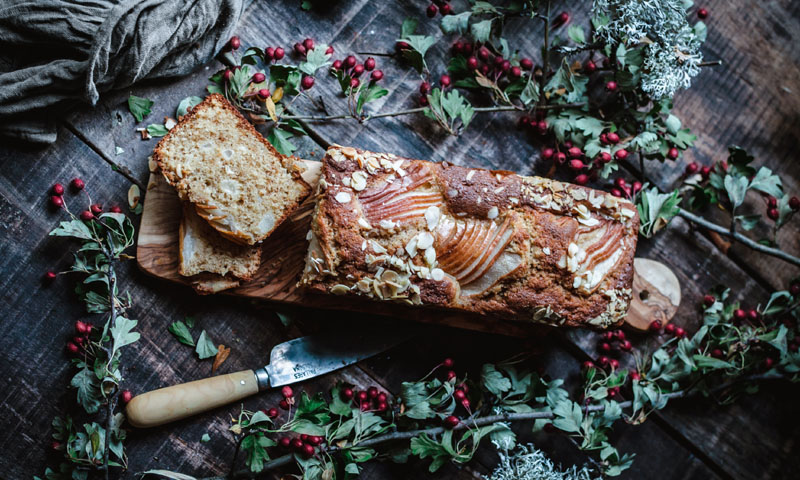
[0,0,245,144]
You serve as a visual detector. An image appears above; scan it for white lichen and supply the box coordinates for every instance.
[485,444,598,480]
[593,0,705,99]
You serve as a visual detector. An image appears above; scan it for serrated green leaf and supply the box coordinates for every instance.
[440,11,471,34]
[110,316,139,360]
[568,24,585,44]
[481,364,511,396]
[748,166,783,199]
[128,95,153,122]
[267,128,297,155]
[401,17,418,38]
[299,44,332,75]
[50,220,94,241]
[195,330,217,359]
[724,174,749,209]
[71,368,101,414]
[471,19,493,43]
[168,320,195,347]
[665,114,681,135]
[176,96,203,117]
[146,124,169,137]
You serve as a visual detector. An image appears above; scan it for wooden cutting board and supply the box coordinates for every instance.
[137,160,679,335]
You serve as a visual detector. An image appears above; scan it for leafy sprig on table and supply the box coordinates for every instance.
[38,189,138,480]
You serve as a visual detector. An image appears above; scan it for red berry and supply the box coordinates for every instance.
[228,36,240,51]
[711,348,723,358]
[632,181,642,195]
[120,390,133,403]
[440,74,451,87]
[701,165,711,177]
[600,342,612,352]
[614,149,628,161]
[614,177,627,189]
[252,72,266,84]
[598,355,610,366]
[686,162,699,175]
[614,330,626,341]
[71,178,85,190]
[66,342,79,354]
[649,320,662,331]
[734,309,746,321]
[610,188,623,197]
[440,3,452,15]
[443,415,459,429]
[257,88,271,100]
[599,133,608,144]
[501,60,511,73]
[325,45,334,55]
[520,58,534,70]
[223,69,233,82]
[443,358,454,368]
[426,4,438,17]
[352,64,365,77]
[302,38,314,51]
[452,42,465,55]
[310,435,324,446]
[75,320,88,334]
[582,361,595,370]
[446,370,456,381]
[574,174,589,185]
[789,196,800,211]
[300,434,309,442]
[675,327,686,338]
[583,60,596,73]
[52,183,64,196]
[367,386,379,399]
[359,402,370,411]
[350,78,360,89]
[665,323,675,334]
[541,147,554,160]
[667,147,679,160]
[357,390,368,403]
[466,56,478,70]
[419,95,429,106]
[80,210,94,221]
[767,196,778,209]
[536,120,548,134]
[294,42,307,56]
[73,335,84,346]
[332,59,343,70]
[567,147,582,158]
[43,270,57,282]
[461,398,471,410]
[395,41,410,51]
[109,205,122,213]
[51,441,61,451]
[555,152,567,164]
[419,81,431,95]
[454,389,467,402]
[265,47,275,60]
[493,56,504,67]
[747,309,759,320]
[475,47,488,62]
[279,399,290,410]
[90,204,103,215]
[480,64,490,75]
[764,357,774,369]
[621,340,632,351]
[274,47,285,60]
[697,8,708,19]
[376,401,388,412]
[341,387,354,401]
[556,11,569,25]
[599,152,612,164]
[606,132,620,144]
[569,159,584,171]
[510,66,522,78]
[376,393,388,404]
[364,57,376,71]
[50,195,64,208]
[767,208,779,220]
[602,331,614,341]
[630,370,641,381]
[609,359,620,369]
[370,70,384,81]
[605,81,618,92]
[301,76,315,90]
[291,438,304,451]
[279,437,291,449]
[282,386,293,398]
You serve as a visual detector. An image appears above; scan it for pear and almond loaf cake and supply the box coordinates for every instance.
[179,203,262,294]
[154,94,312,245]
[300,145,640,328]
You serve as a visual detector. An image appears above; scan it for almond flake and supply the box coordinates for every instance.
[405,236,418,257]
[358,217,372,229]
[351,171,368,191]
[416,232,434,250]
[334,191,352,203]
[487,206,499,219]
[424,205,441,231]
[466,170,476,181]
[431,268,445,281]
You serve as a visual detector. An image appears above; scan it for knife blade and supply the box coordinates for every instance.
[126,329,413,428]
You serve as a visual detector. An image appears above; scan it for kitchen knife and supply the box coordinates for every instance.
[126,330,410,428]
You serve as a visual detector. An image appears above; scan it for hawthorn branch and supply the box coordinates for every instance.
[677,208,800,267]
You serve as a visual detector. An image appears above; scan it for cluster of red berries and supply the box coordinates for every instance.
[593,329,632,369]
[610,177,642,199]
[340,384,391,413]
[293,37,332,58]
[263,45,286,62]
[66,320,94,355]
[426,0,453,18]
[277,433,324,459]
[765,195,800,221]
[648,319,687,338]
[49,177,84,209]
[331,54,384,89]
[539,135,628,186]
[455,40,533,81]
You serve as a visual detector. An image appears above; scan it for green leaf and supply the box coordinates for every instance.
[110,316,140,360]
[410,434,450,472]
[735,214,761,231]
[520,79,539,106]
[550,399,582,433]
[168,321,195,347]
[404,401,435,420]
[748,166,783,199]
[665,114,681,135]
[489,422,516,450]
[267,128,298,155]
[567,24,585,44]
[401,17,418,38]
[299,44,332,75]
[440,11,471,34]
[50,220,94,241]
[290,419,326,435]
[71,368,101,414]
[195,330,217,359]
[723,174,749,209]
[471,19,493,43]
[201,433,210,443]
[128,95,153,122]
[481,364,511,396]
[146,124,169,137]
[301,0,312,10]
[356,83,389,114]
[636,187,682,238]
[399,35,437,73]
[176,96,203,117]
[241,433,275,472]
[140,469,199,479]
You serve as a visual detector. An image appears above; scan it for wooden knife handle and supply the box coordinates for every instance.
[126,370,260,428]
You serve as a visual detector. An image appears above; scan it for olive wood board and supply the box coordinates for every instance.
[137,160,679,335]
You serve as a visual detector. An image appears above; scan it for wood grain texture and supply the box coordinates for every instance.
[0,0,793,479]
[625,258,681,331]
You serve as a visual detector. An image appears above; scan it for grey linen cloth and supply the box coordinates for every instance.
[0,0,245,144]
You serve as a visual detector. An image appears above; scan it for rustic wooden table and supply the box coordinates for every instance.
[2,1,799,478]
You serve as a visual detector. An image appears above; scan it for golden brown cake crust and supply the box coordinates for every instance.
[153,93,311,245]
[300,145,639,329]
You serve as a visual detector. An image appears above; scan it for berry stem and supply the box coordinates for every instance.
[677,208,800,267]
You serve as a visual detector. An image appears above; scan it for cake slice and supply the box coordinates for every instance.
[154,94,311,245]
[179,203,261,294]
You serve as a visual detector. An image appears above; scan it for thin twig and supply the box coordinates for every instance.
[698,60,723,67]
[102,235,117,480]
[677,208,800,267]
[280,103,586,122]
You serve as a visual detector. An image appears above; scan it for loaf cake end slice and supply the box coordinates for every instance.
[154,93,311,245]
[179,203,261,293]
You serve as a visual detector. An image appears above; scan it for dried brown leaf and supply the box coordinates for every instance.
[212,344,231,374]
